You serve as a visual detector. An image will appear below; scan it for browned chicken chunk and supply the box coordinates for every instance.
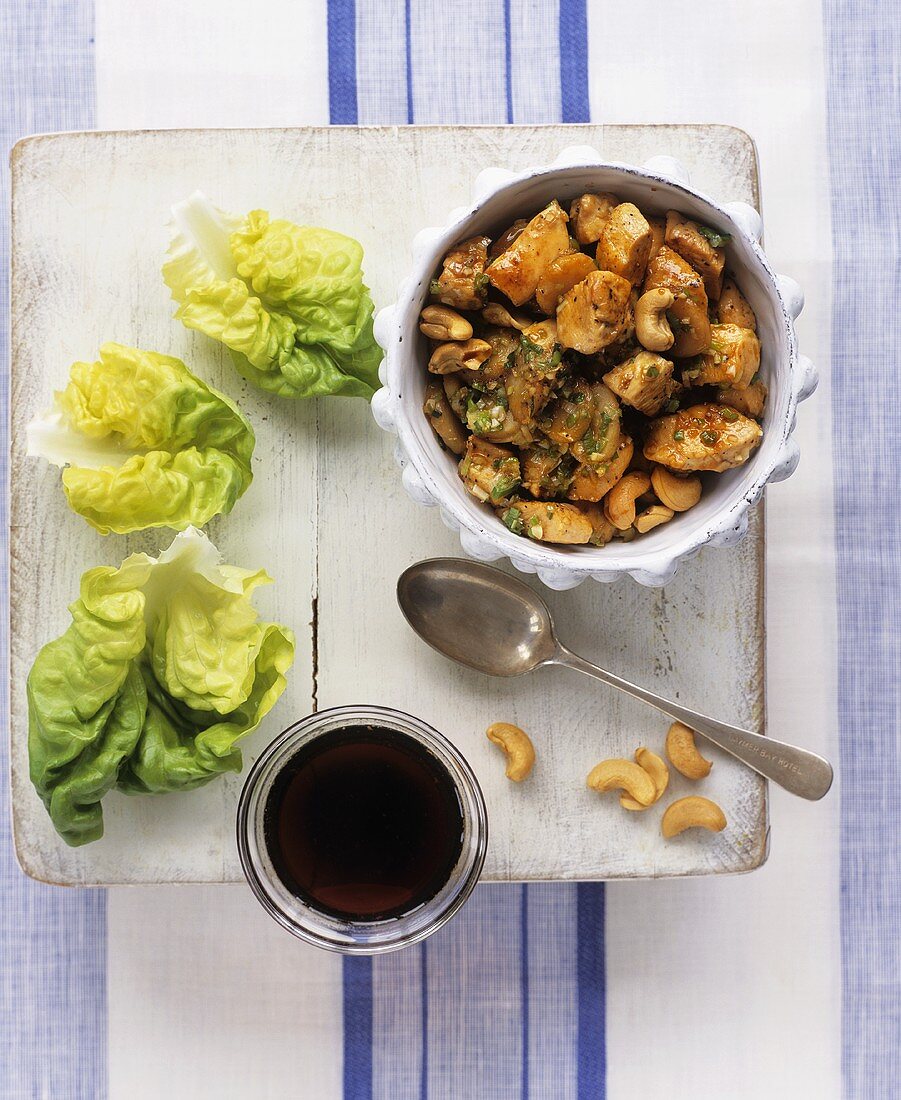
[556,270,633,354]
[423,379,467,454]
[603,351,679,416]
[459,437,521,504]
[487,201,571,306]
[569,192,620,244]
[499,500,593,544]
[567,436,634,502]
[716,379,767,419]
[431,235,491,310]
[505,319,564,423]
[643,246,711,357]
[664,211,727,299]
[717,277,757,330]
[596,203,653,286]
[643,403,762,472]
[687,323,760,389]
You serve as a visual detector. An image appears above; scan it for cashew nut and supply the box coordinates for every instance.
[486,722,535,782]
[665,721,713,780]
[603,471,651,531]
[420,305,473,342]
[649,466,702,512]
[635,288,675,352]
[634,504,675,534]
[587,758,657,807]
[621,747,670,811]
[661,796,727,838]
[428,339,492,375]
[482,302,532,331]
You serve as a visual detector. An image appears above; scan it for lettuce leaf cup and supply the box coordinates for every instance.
[163,191,382,399]
[27,528,296,846]
[27,342,256,535]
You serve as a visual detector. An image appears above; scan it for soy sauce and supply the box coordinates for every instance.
[264,725,465,921]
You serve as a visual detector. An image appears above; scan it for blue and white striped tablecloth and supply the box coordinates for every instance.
[1,2,898,1097]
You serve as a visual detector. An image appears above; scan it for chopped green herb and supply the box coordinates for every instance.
[429,278,442,296]
[720,407,739,422]
[490,475,521,502]
[645,365,660,379]
[698,225,732,248]
[701,429,720,445]
[673,429,685,442]
[664,398,680,414]
[430,407,442,419]
[474,272,490,294]
[501,507,524,535]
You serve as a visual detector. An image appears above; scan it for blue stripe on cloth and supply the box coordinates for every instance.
[328,0,358,123]
[577,885,605,1098]
[823,3,901,1096]
[558,0,589,123]
[343,957,373,1100]
[334,5,599,1095]
[0,4,106,1099]
[520,884,529,1100]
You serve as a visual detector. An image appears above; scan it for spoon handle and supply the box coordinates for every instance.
[554,647,833,801]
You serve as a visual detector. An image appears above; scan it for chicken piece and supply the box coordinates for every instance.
[664,211,727,300]
[505,319,564,423]
[643,246,711,357]
[647,216,666,264]
[487,201,572,306]
[567,436,634,502]
[596,203,653,286]
[569,193,621,244]
[474,325,519,384]
[520,445,577,497]
[541,378,593,446]
[463,387,533,444]
[499,500,593,545]
[602,351,680,417]
[442,374,469,420]
[423,380,467,455]
[570,382,622,467]
[717,277,757,331]
[686,323,760,389]
[571,502,617,546]
[489,219,528,260]
[431,236,491,310]
[556,270,633,354]
[464,388,510,437]
[535,253,597,314]
[643,403,762,473]
[716,379,767,419]
[459,437,521,504]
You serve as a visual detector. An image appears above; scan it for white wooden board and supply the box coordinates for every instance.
[9,124,766,885]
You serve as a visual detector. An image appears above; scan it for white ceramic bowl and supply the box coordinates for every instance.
[371,146,817,589]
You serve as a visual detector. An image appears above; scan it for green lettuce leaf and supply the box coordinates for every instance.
[163,191,381,399]
[27,343,255,535]
[27,528,295,845]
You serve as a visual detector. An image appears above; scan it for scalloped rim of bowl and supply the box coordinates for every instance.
[372,148,816,588]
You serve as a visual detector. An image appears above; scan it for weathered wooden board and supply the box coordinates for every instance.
[9,125,765,884]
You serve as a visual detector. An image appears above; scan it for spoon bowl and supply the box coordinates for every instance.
[397,558,557,677]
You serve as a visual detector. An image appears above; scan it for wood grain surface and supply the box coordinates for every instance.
[9,124,766,885]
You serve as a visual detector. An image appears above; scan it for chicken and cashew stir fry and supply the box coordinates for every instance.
[421,196,766,546]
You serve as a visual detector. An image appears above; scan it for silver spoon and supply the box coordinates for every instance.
[397,558,833,801]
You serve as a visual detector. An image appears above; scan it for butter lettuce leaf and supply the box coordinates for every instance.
[163,192,381,399]
[27,343,255,535]
[27,529,295,845]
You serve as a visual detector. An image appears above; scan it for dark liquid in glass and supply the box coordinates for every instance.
[263,725,465,921]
